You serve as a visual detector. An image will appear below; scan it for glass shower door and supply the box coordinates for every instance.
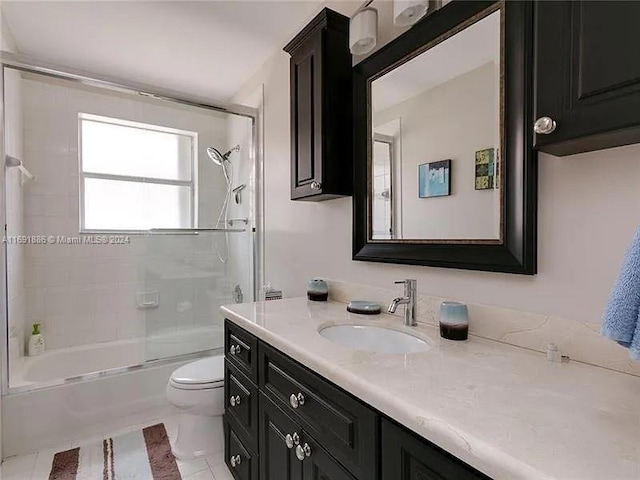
[142,229,253,362]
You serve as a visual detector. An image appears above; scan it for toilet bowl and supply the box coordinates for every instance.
[166,355,225,460]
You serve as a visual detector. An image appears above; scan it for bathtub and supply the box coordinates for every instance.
[3,327,223,457]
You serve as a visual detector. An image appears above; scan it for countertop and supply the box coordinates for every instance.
[221,298,640,480]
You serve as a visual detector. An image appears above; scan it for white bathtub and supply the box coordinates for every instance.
[11,326,223,387]
[3,327,223,457]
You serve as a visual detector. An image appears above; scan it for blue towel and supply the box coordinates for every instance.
[602,227,640,360]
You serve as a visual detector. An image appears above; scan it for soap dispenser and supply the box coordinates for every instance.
[28,323,45,356]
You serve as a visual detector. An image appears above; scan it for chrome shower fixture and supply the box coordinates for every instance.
[206,144,241,165]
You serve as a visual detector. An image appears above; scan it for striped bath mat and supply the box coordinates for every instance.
[48,424,181,480]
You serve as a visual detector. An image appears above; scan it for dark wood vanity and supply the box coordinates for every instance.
[223,320,491,480]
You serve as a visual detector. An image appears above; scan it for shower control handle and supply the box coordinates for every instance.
[289,392,305,409]
[229,395,241,407]
[230,454,242,467]
[229,344,242,355]
[310,181,322,191]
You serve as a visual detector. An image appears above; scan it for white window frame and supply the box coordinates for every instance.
[78,113,198,233]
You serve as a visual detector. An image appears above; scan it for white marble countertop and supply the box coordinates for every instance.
[221,298,640,480]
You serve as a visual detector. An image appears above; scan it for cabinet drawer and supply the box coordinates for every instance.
[225,419,259,480]
[225,360,259,450]
[381,419,491,480]
[225,319,258,382]
[259,343,377,480]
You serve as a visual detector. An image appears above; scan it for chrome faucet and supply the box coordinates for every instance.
[388,279,417,326]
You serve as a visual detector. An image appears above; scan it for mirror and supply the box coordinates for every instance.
[353,1,537,274]
[371,10,501,242]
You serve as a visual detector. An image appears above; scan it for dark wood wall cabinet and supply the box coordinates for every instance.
[284,8,353,201]
[535,1,640,156]
[223,320,491,480]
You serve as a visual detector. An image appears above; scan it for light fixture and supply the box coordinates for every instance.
[393,0,429,27]
[349,7,378,55]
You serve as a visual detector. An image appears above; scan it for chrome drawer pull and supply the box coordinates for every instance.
[289,392,305,409]
[295,443,312,461]
[285,432,299,449]
[229,395,241,407]
[230,454,242,467]
[229,344,242,355]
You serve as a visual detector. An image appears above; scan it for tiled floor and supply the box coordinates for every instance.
[0,414,234,480]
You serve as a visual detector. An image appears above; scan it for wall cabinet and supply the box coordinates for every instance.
[283,8,352,201]
[224,320,491,480]
[535,1,640,156]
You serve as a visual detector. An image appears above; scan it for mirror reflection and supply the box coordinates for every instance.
[370,10,502,242]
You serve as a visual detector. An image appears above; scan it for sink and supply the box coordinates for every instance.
[319,325,431,354]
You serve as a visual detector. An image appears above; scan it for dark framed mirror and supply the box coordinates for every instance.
[353,0,536,274]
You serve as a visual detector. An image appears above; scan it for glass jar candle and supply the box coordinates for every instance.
[439,301,469,341]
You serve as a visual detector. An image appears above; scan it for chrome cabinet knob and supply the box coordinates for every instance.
[229,344,241,355]
[285,432,299,449]
[229,395,241,407]
[310,181,322,191]
[534,116,557,134]
[289,392,305,409]
[230,454,241,467]
[295,443,312,461]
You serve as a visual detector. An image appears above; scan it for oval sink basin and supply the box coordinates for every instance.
[319,325,431,354]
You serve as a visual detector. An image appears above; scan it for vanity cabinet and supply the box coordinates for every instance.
[535,1,640,156]
[381,419,490,480]
[283,8,352,201]
[224,319,492,480]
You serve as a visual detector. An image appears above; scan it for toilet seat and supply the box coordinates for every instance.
[170,356,224,390]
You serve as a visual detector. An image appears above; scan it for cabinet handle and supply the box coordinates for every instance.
[295,443,312,461]
[285,432,300,449]
[230,454,242,467]
[310,181,322,191]
[229,395,241,407]
[289,392,305,409]
[229,344,241,355]
[534,116,557,134]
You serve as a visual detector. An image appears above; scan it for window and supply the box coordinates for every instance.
[79,114,197,231]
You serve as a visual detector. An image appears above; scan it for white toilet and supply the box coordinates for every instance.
[166,355,225,460]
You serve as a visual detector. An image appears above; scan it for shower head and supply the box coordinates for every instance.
[206,145,240,166]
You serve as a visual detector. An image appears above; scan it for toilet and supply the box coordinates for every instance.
[166,355,225,460]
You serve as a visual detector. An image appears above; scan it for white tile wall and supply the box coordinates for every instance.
[15,74,249,359]
[5,66,26,364]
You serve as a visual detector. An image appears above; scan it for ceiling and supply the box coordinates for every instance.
[373,10,501,112]
[1,0,329,102]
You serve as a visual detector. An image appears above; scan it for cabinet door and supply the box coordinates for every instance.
[225,420,259,480]
[289,31,323,199]
[535,1,640,155]
[381,419,490,480]
[259,393,304,480]
[301,436,357,480]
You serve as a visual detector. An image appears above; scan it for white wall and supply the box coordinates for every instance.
[17,74,240,358]
[375,62,499,239]
[235,6,640,343]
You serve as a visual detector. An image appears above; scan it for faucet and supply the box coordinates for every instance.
[388,279,417,326]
